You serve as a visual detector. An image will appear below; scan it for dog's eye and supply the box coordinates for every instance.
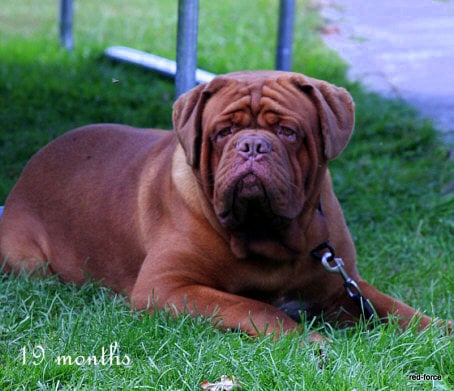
[278,126,296,140]
[216,127,232,140]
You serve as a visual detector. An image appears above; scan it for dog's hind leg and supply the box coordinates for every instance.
[0,207,53,276]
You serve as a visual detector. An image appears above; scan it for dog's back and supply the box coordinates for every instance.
[0,124,174,293]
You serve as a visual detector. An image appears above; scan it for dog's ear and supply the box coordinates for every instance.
[173,78,227,168]
[291,75,355,160]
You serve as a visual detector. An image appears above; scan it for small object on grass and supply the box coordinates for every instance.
[200,375,242,390]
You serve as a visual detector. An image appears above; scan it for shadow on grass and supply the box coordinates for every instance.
[0,53,175,202]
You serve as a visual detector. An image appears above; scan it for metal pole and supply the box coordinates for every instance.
[59,0,74,50]
[276,0,295,71]
[175,0,200,98]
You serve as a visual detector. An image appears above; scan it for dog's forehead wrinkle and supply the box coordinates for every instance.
[220,95,250,117]
[250,87,263,117]
[220,85,263,118]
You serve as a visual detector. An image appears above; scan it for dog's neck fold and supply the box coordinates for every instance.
[227,199,329,262]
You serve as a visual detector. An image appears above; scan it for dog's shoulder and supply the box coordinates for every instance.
[171,143,204,215]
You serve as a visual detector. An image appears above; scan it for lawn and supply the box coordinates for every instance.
[0,0,453,390]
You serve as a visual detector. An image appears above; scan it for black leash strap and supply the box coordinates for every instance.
[311,242,375,321]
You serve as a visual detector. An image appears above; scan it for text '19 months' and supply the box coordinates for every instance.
[21,342,131,367]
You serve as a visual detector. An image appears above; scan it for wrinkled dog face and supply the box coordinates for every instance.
[173,71,355,243]
[201,77,323,232]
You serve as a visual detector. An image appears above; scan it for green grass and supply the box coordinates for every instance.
[1,274,452,390]
[1,0,453,390]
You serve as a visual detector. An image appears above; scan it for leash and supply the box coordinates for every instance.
[311,241,376,321]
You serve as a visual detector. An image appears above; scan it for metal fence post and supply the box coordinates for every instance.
[59,0,74,50]
[175,0,200,98]
[276,0,295,71]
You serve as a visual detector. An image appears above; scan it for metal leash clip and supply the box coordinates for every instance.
[320,252,362,297]
[312,242,376,321]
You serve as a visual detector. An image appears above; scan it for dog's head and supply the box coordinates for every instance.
[173,71,354,255]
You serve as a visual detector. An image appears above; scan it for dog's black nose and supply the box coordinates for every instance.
[236,135,271,158]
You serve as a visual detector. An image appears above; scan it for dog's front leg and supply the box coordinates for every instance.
[358,280,434,330]
[130,266,322,342]
[153,284,300,335]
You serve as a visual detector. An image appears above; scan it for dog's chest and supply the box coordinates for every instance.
[224,254,324,301]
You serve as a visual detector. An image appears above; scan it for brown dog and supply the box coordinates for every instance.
[0,71,437,341]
